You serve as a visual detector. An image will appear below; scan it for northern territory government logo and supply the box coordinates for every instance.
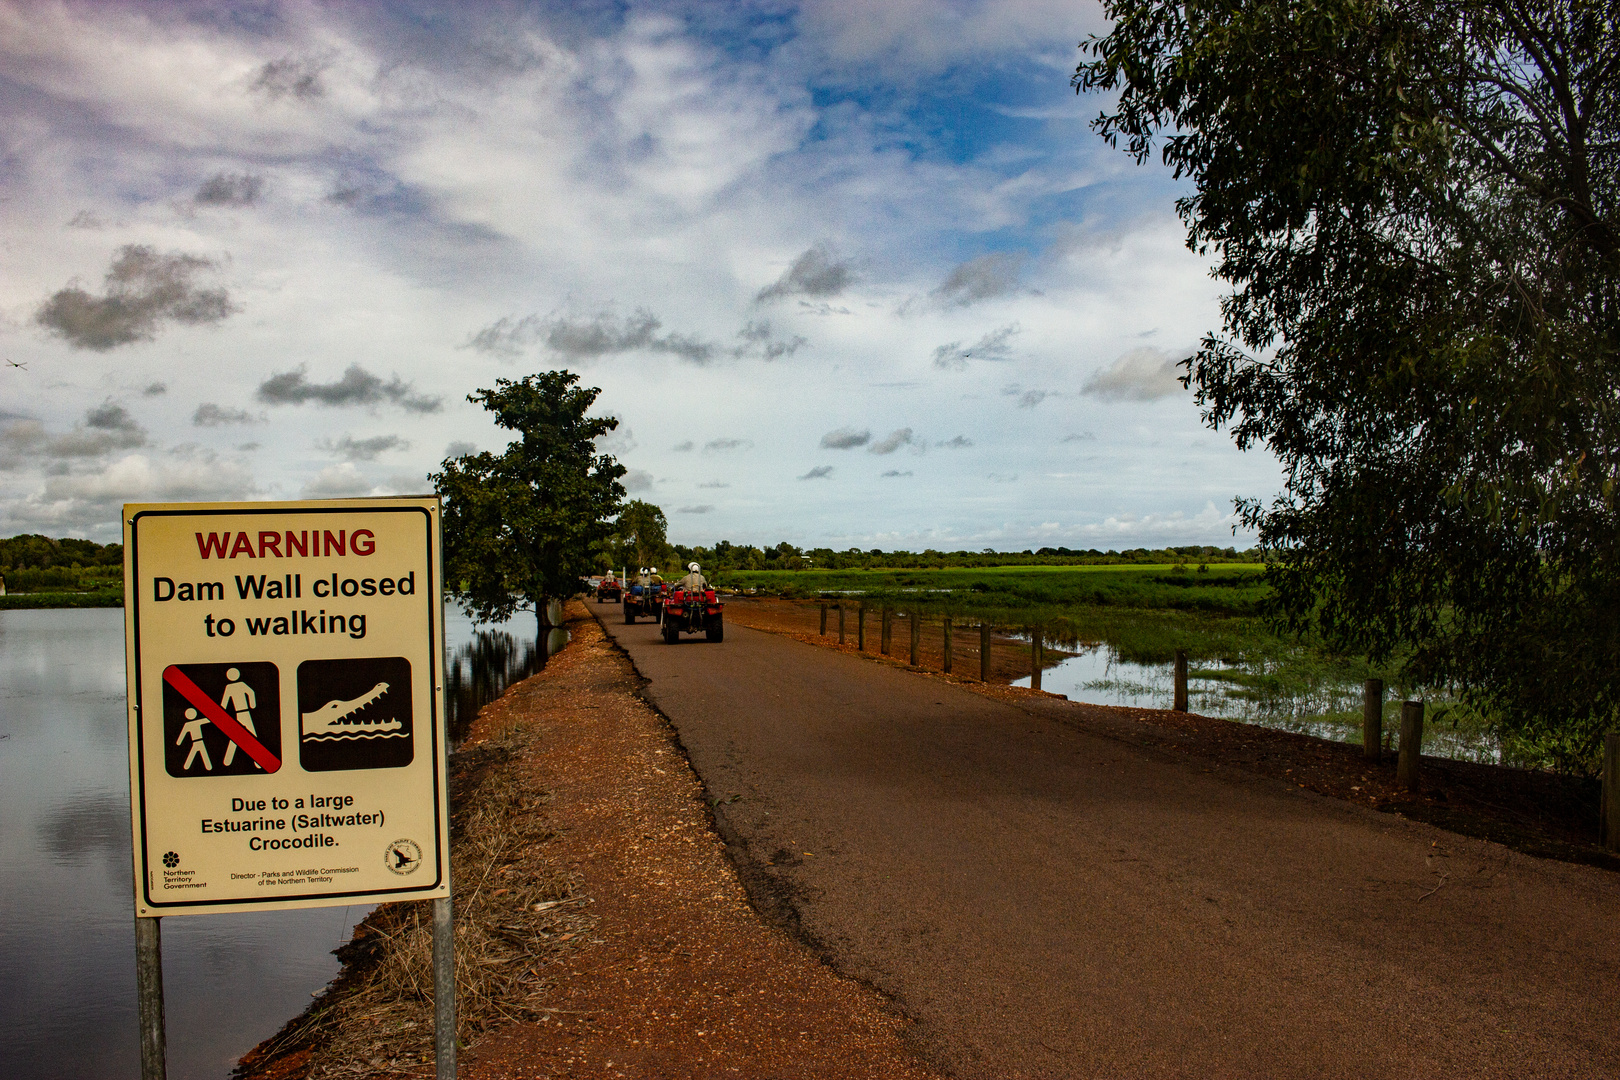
[296,656,415,772]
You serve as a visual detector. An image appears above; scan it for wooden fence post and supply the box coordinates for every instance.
[1363,678,1384,760]
[1173,649,1189,712]
[980,624,991,681]
[881,607,892,655]
[1397,700,1425,791]
[838,604,845,645]
[1603,733,1620,850]
[942,616,953,674]
[909,612,921,666]
[857,605,866,651]
[1031,627,1043,692]
[820,603,827,636]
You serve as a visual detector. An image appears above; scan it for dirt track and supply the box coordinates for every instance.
[594,600,1620,1079]
[459,605,942,1080]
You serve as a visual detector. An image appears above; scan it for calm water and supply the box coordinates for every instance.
[0,605,538,1080]
[1014,643,1500,762]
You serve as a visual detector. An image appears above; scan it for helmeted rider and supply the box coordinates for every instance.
[680,561,708,595]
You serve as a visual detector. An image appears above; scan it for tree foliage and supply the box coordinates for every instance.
[0,534,122,569]
[432,371,625,634]
[1077,0,1620,769]
[613,499,671,570]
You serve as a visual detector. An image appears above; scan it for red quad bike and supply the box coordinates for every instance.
[661,587,724,643]
[596,577,622,602]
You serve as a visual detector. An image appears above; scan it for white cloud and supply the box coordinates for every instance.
[323,434,408,461]
[1082,347,1187,401]
[932,323,1019,370]
[931,253,1024,308]
[2,451,256,532]
[821,426,871,449]
[35,245,237,351]
[0,3,1272,548]
[756,243,853,302]
[194,403,262,426]
[868,428,915,455]
[302,462,372,498]
[797,0,1105,74]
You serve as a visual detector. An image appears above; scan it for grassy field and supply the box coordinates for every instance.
[0,563,123,609]
[716,564,1272,664]
[718,564,1267,618]
[714,563,1502,755]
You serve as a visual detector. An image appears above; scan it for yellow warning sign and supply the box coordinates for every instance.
[123,498,450,916]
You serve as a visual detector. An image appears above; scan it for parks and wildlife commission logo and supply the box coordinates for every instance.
[385,838,423,875]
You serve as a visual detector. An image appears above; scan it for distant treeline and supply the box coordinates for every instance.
[646,541,1260,573]
[1,533,123,569]
[1,534,124,601]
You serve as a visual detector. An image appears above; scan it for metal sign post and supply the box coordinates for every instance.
[124,498,455,1079]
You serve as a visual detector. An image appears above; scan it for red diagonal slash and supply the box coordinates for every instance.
[162,665,281,773]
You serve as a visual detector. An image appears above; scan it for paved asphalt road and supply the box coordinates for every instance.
[589,602,1620,1078]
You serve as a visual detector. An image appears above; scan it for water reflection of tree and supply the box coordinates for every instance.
[445,630,545,743]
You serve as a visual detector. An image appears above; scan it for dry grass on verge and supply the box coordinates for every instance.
[237,717,596,1080]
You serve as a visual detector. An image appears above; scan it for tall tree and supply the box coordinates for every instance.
[1077,0,1619,769]
[615,499,670,570]
[433,371,626,638]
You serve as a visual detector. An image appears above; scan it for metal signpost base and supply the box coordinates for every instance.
[434,895,457,1077]
[136,916,165,1080]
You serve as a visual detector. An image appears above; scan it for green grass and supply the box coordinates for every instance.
[1,565,121,592]
[718,564,1268,621]
[717,565,1276,668]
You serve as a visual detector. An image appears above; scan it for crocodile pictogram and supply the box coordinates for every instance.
[301,681,399,733]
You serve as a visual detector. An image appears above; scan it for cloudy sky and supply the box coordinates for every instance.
[0,0,1282,550]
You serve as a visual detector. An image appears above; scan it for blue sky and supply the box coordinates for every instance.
[0,0,1282,549]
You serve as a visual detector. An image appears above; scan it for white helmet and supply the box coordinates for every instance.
[689,562,700,572]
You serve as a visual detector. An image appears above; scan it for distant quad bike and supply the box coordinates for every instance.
[622,578,664,623]
[661,587,724,643]
[596,576,622,602]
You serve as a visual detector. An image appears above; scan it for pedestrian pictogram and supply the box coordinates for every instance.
[219,668,259,767]
[298,656,414,772]
[161,662,282,776]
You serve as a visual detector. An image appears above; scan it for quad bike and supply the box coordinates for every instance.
[596,576,622,602]
[623,579,664,623]
[661,587,724,643]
